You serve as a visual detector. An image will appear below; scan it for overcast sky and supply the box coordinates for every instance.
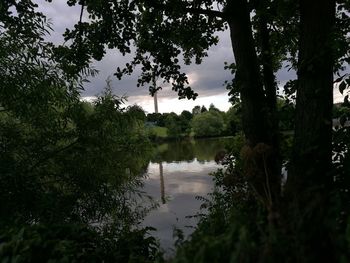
[36,0,344,114]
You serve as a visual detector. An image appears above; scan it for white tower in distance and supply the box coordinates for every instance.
[154,91,159,113]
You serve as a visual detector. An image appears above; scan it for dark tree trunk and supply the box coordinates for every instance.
[286,0,335,261]
[256,0,278,114]
[226,0,281,214]
[256,0,281,206]
[227,0,268,145]
[288,0,335,193]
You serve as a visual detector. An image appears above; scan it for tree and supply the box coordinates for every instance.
[285,1,336,259]
[180,110,193,122]
[191,105,201,116]
[276,99,294,131]
[209,103,220,112]
[146,112,163,125]
[200,105,208,113]
[179,110,193,135]
[164,112,182,138]
[224,106,242,135]
[191,111,224,137]
[126,104,147,122]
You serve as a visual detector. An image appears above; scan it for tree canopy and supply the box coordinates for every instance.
[191,110,224,137]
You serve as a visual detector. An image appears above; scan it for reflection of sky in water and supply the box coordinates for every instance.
[142,159,220,256]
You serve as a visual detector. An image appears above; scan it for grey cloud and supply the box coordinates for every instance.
[82,49,147,97]
[35,1,297,101]
[35,1,235,102]
[82,34,234,100]
[33,2,289,107]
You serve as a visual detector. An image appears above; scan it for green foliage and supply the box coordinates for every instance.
[192,106,201,116]
[173,126,350,262]
[332,104,350,230]
[1,79,152,225]
[146,111,192,140]
[80,101,95,115]
[173,209,262,263]
[180,110,193,121]
[179,110,193,134]
[277,99,295,131]
[0,224,161,263]
[172,134,267,263]
[191,111,225,138]
[0,9,160,262]
[147,113,166,127]
[165,113,183,139]
[147,126,169,141]
[200,106,208,113]
[127,104,147,122]
[224,106,242,135]
[146,107,239,140]
[208,103,219,112]
[333,103,350,127]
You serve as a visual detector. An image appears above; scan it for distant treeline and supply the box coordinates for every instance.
[81,100,298,140]
[146,104,240,139]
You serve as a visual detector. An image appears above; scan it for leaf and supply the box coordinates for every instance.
[340,114,347,126]
[339,81,347,95]
[334,75,344,83]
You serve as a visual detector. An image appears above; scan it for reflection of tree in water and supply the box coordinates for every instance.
[151,138,231,163]
[194,138,228,162]
[149,138,231,206]
[159,162,166,204]
[151,140,195,163]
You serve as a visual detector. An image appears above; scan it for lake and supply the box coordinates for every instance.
[141,137,231,255]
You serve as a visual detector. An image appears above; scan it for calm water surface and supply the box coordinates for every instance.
[141,137,231,254]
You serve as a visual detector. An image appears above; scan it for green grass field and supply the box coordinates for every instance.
[147,126,168,138]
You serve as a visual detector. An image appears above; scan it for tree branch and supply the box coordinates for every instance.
[79,0,85,24]
[148,2,226,20]
[27,139,79,173]
[184,7,226,19]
